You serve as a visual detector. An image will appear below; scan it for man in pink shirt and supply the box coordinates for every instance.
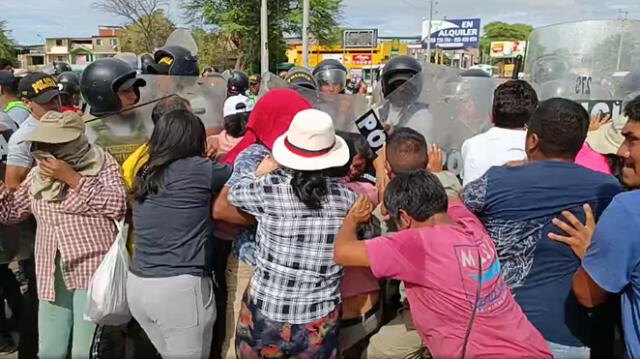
[335,170,552,359]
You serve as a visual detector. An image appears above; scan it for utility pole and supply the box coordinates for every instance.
[616,9,629,71]
[261,0,269,75]
[425,0,434,64]
[302,0,310,68]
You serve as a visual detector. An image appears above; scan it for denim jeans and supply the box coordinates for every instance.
[547,341,590,359]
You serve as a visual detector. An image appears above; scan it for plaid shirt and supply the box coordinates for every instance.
[0,154,126,301]
[229,168,356,324]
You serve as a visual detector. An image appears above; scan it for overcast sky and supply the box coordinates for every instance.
[2,0,639,45]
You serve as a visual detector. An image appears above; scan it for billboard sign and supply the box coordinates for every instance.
[422,18,481,50]
[490,41,526,58]
[349,54,373,65]
[343,29,378,49]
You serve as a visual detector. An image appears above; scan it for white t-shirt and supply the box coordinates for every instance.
[461,127,527,186]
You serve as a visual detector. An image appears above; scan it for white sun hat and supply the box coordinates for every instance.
[272,109,350,171]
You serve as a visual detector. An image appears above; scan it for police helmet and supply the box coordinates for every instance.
[382,56,422,97]
[313,59,347,93]
[285,67,317,90]
[57,71,80,96]
[147,45,199,77]
[227,71,250,96]
[139,54,155,74]
[80,58,147,116]
[532,55,569,85]
[52,61,72,76]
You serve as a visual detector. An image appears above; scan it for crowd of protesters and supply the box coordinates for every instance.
[0,48,639,359]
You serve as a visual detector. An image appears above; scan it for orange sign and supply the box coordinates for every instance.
[490,41,526,58]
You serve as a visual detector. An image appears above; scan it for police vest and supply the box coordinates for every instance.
[4,101,30,113]
[85,115,149,166]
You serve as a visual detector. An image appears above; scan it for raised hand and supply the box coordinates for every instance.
[548,203,595,260]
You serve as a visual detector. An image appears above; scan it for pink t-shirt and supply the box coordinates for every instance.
[341,180,381,299]
[365,203,552,359]
[575,143,613,175]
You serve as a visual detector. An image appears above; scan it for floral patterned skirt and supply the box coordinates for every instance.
[235,290,340,359]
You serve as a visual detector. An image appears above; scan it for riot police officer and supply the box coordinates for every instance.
[381,55,422,98]
[285,67,318,91]
[313,59,347,94]
[227,70,249,97]
[81,57,148,165]
[57,71,81,111]
[378,55,428,129]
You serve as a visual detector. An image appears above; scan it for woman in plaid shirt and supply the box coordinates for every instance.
[0,111,126,359]
[229,109,355,359]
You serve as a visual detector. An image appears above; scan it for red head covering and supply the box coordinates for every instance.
[221,89,312,164]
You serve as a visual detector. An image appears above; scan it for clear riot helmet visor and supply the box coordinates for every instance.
[316,69,347,94]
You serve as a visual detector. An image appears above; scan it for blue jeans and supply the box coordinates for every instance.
[547,341,590,359]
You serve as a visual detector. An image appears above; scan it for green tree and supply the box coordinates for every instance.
[480,22,533,57]
[286,0,342,47]
[191,28,237,70]
[0,21,16,68]
[181,0,342,71]
[119,10,176,53]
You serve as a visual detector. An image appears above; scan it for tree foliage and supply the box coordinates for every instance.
[286,0,342,47]
[119,10,176,54]
[480,22,533,56]
[0,21,16,68]
[191,28,237,70]
[181,0,342,72]
[93,0,172,52]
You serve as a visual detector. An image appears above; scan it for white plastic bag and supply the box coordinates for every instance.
[84,220,132,325]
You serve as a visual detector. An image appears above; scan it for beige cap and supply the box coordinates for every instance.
[20,111,85,144]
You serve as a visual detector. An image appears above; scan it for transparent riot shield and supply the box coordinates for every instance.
[113,52,138,70]
[165,29,199,56]
[380,63,499,176]
[139,74,227,129]
[258,72,370,132]
[84,75,226,165]
[84,100,155,166]
[523,20,640,126]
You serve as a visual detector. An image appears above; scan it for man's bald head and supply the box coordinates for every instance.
[385,127,428,177]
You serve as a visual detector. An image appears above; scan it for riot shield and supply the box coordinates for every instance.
[164,29,199,56]
[258,72,370,132]
[138,74,227,129]
[379,63,498,176]
[113,52,138,70]
[84,100,155,166]
[523,20,640,126]
[85,75,226,165]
